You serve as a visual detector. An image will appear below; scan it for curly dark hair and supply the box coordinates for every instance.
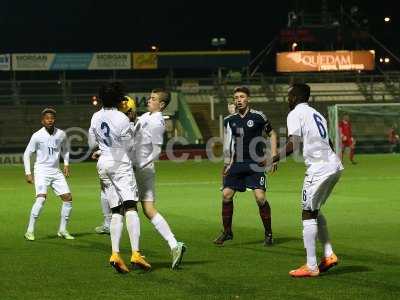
[289,83,310,102]
[99,81,126,108]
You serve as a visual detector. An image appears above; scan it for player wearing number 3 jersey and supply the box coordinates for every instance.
[271,83,343,277]
[89,82,150,273]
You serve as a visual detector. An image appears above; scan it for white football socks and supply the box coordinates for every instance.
[27,197,45,233]
[100,190,111,228]
[303,219,318,270]
[317,213,334,258]
[110,214,123,253]
[59,201,72,232]
[125,210,140,252]
[151,213,178,250]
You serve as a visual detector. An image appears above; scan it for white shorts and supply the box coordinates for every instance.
[301,170,342,211]
[97,159,138,209]
[34,168,70,196]
[135,164,155,202]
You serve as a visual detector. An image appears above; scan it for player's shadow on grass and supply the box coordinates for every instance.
[42,232,96,239]
[323,265,372,276]
[150,260,212,270]
[239,236,301,246]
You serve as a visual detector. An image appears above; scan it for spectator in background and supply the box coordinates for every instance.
[388,124,400,153]
[227,101,236,115]
[339,115,356,164]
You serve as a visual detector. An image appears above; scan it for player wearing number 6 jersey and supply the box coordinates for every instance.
[271,83,343,277]
[88,82,150,273]
[23,108,74,241]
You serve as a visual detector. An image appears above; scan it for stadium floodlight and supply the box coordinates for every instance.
[91,96,98,106]
[384,57,390,63]
[291,42,298,51]
[211,37,227,48]
[384,17,391,22]
[151,45,158,51]
[379,58,384,63]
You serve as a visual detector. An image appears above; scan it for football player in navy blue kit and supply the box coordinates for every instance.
[214,87,278,246]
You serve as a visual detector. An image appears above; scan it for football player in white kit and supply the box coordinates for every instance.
[88,82,150,273]
[133,89,186,269]
[23,108,74,241]
[92,96,137,235]
[271,84,343,277]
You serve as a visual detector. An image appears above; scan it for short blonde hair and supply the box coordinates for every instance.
[152,88,170,108]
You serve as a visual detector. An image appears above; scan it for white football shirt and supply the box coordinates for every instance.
[133,112,165,166]
[23,127,69,175]
[88,108,133,163]
[287,103,343,176]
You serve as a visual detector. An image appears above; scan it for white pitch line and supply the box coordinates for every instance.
[2,176,399,191]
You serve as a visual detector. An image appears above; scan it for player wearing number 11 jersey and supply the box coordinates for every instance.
[271,83,343,277]
[23,108,74,241]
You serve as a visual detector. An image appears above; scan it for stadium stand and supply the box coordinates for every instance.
[0,72,398,153]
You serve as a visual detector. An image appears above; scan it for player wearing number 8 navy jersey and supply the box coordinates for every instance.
[271,83,343,277]
[214,86,278,246]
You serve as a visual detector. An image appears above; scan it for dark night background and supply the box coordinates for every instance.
[0,0,398,71]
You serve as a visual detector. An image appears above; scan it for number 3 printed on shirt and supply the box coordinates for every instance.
[101,122,112,146]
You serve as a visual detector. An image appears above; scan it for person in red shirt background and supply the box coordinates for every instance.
[388,124,399,153]
[339,115,356,164]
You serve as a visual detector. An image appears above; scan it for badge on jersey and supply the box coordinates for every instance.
[247,120,254,127]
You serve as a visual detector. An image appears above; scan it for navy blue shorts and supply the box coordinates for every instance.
[223,162,266,192]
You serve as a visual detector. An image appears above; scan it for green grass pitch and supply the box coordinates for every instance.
[0,154,399,299]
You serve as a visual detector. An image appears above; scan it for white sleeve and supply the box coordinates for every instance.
[223,120,235,165]
[23,135,37,175]
[61,132,70,166]
[88,117,98,150]
[138,144,162,169]
[287,111,302,137]
[150,120,165,145]
[120,121,134,153]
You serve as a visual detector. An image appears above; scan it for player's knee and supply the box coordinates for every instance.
[142,203,157,219]
[36,194,47,201]
[302,209,318,220]
[317,213,327,226]
[61,193,72,202]
[253,192,266,205]
[123,200,137,212]
[222,189,234,201]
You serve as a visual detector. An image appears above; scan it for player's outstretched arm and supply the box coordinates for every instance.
[272,134,301,164]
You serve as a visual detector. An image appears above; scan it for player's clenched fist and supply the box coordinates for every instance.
[25,174,34,184]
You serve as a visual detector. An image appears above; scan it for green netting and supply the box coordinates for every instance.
[328,104,400,154]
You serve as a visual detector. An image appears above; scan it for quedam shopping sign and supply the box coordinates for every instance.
[276,50,375,72]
